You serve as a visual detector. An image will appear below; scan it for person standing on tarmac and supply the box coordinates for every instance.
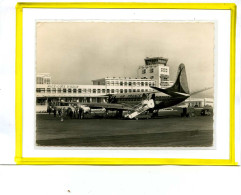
[61,107,65,122]
[53,108,57,117]
[47,105,51,115]
[78,108,83,119]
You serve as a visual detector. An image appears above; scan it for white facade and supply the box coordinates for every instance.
[36,78,155,98]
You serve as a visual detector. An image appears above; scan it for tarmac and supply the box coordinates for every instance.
[36,113,213,147]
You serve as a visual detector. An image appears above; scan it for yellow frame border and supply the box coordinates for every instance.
[15,2,237,165]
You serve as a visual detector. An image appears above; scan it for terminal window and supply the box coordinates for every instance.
[40,88,45,93]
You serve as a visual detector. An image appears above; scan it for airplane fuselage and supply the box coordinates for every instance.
[110,92,189,110]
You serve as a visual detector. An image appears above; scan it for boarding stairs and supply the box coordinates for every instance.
[125,99,155,119]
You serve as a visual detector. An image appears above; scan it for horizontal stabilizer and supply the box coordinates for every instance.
[150,86,180,97]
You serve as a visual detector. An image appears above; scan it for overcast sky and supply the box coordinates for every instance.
[36,22,214,97]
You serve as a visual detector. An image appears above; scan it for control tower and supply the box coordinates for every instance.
[137,57,171,88]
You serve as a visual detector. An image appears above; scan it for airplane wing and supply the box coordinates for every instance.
[190,87,213,96]
[78,102,133,110]
[56,101,133,111]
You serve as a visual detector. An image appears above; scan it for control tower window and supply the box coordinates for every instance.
[142,69,146,74]
[63,89,66,93]
[150,68,154,73]
[150,76,154,79]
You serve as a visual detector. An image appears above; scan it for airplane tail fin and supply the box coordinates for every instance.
[170,63,190,94]
[150,63,190,97]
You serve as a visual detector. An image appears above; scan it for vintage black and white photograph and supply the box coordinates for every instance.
[35,22,214,147]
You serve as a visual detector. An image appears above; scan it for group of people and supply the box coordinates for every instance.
[47,105,84,121]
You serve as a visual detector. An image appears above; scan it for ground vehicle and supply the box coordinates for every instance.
[201,109,212,116]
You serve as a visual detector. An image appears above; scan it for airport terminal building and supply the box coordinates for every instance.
[36,57,173,110]
[36,57,212,111]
